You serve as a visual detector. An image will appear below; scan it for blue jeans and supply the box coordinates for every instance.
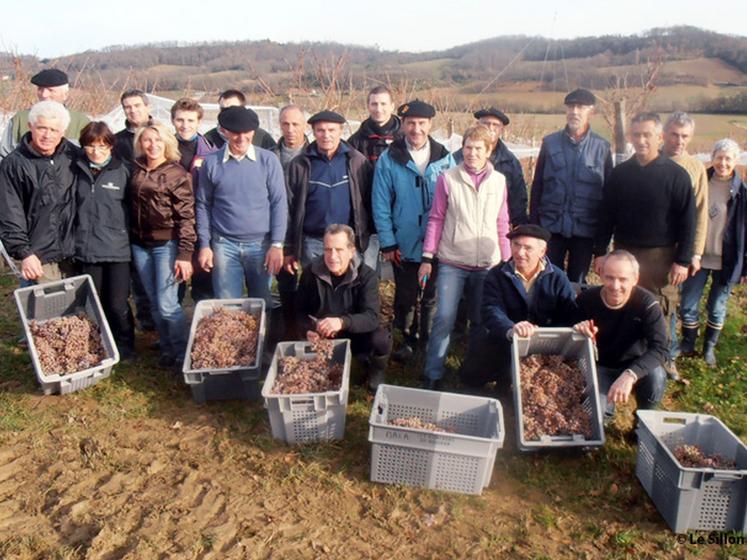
[597,365,666,416]
[301,236,324,268]
[131,241,188,360]
[424,264,489,381]
[211,234,272,307]
[679,268,733,329]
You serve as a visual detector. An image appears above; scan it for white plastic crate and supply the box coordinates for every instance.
[261,340,351,444]
[368,384,505,495]
[511,328,605,451]
[182,298,266,403]
[636,410,747,533]
[14,275,119,395]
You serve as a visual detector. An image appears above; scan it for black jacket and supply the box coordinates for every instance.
[706,167,747,285]
[0,133,78,263]
[455,140,528,225]
[74,156,131,263]
[295,255,380,335]
[114,117,153,167]
[347,116,401,165]
[285,141,374,259]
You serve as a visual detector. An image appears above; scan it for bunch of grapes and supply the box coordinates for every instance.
[520,354,592,440]
[190,308,259,369]
[30,314,106,375]
[272,339,343,394]
[388,417,455,433]
[673,444,736,469]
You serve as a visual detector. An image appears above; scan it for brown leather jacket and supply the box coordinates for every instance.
[129,160,196,260]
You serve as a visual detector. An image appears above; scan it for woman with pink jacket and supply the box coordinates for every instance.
[418,125,511,389]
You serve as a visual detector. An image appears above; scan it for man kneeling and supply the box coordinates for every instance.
[296,224,392,391]
[574,250,668,416]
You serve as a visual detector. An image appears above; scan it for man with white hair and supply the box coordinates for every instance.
[0,100,78,284]
[574,250,668,415]
[0,69,89,160]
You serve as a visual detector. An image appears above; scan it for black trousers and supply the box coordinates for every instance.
[79,262,135,352]
[130,261,153,328]
[546,234,594,284]
[392,261,437,347]
[348,327,393,358]
[459,330,513,388]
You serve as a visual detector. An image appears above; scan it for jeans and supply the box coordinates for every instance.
[301,236,325,268]
[131,241,188,360]
[424,264,489,381]
[547,235,594,284]
[362,233,381,275]
[211,234,272,307]
[597,365,666,416]
[680,268,733,329]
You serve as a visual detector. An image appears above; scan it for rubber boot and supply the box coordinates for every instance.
[676,324,698,357]
[392,330,415,363]
[703,325,721,368]
[367,354,389,393]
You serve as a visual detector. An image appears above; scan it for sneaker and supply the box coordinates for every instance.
[663,360,681,382]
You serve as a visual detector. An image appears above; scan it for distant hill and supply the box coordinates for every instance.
[1,26,745,114]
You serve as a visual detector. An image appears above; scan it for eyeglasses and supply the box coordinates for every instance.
[84,145,112,153]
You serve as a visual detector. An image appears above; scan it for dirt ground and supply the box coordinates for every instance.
[0,280,744,560]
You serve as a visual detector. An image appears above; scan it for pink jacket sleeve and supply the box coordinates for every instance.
[422,174,449,257]
[497,186,510,261]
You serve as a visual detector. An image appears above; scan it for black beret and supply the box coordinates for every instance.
[397,100,436,119]
[218,106,259,133]
[307,110,346,125]
[30,68,68,88]
[564,88,596,106]
[506,224,551,242]
[474,107,510,126]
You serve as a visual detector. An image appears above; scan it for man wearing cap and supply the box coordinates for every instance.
[0,69,90,161]
[529,88,612,283]
[459,224,577,390]
[455,107,527,225]
[204,89,277,151]
[372,100,455,362]
[283,110,373,272]
[0,100,78,285]
[195,106,287,307]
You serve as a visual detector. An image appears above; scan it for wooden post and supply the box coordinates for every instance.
[613,100,627,165]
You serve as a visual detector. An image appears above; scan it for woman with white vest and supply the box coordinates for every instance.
[418,126,511,389]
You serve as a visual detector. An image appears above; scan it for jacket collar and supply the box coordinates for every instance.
[706,166,744,199]
[310,253,361,287]
[75,155,124,176]
[307,140,350,161]
[358,115,401,137]
[20,132,72,159]
[389,136,449,168]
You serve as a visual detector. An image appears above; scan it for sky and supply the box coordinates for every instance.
[1,0,745,58]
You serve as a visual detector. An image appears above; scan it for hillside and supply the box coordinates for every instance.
[0,26,745,116]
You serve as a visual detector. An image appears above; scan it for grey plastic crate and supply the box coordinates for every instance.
[182,298,266,403]
[511,328,604,451]
[261,339,351,444]
[14,275,119,395]
[368,384,505,495]
[636,410,747,533]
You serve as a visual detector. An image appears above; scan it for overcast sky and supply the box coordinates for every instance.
[1,0,745,58]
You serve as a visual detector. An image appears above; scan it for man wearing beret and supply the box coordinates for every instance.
[372,100,455,363]
[454,107,527,225]
[529,88,613,283]
[283,110,374,272]
[459,224,577,390]
[195,106,287,308]
[204,89,277,151]
[0,69,90,161]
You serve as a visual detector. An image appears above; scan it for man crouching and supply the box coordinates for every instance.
[295,224,392,392]
[574,250,668,417]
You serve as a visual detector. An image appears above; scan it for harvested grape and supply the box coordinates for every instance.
[673,444,736,469]
[190,308,259,369]
[272,339,342,394]
[30,314,106,375]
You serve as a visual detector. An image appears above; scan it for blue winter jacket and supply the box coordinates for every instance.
[481,258,578,341]
[372,137,455,262]
[529,128,612,239]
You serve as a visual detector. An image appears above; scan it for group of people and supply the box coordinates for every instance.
[0,68,744,413]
